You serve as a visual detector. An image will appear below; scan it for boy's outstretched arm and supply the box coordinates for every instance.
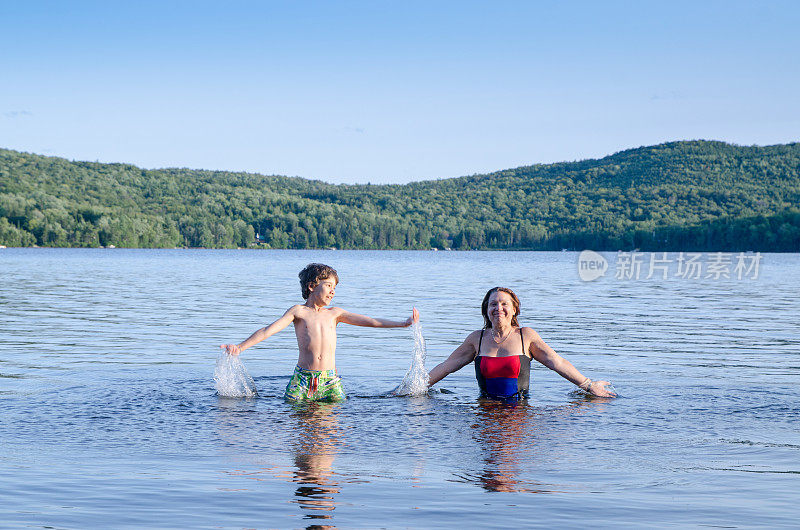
[220,307,297,356]
[338,307,419,328]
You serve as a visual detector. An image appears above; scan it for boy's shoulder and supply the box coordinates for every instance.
[290,304,344,317]
[285,304,309,317]
[323,306,346,317]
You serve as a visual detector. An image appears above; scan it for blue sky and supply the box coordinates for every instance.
[2,0,798,184]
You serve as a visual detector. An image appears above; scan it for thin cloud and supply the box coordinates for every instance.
[650,91,685,101]
[3,110,34,118]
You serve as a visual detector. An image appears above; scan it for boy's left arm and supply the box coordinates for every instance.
[338,307,419,328]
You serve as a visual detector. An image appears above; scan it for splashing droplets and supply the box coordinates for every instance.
[393,321,429,396]
[214,353,258,397]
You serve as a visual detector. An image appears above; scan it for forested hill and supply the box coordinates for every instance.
[1,140,799,251]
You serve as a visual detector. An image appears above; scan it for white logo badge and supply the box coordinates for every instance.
[577,250,608,281]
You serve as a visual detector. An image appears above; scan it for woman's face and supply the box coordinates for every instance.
[487,290,517,327]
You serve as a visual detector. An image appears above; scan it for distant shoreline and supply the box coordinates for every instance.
[3,141,799,252]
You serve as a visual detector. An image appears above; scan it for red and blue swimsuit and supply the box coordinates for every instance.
[474,328,531,400]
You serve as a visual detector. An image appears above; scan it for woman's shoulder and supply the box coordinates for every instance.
[465,329,484,341]
[519,326,542,340]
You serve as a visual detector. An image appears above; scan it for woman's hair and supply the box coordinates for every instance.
[299,263,339,300]
[481,287,521,329]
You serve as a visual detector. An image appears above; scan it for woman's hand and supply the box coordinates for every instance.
[587,380,616,397]
[220,344,241,356]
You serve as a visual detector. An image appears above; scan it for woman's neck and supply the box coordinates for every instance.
[491,322,515,343]
[493,322,513,333]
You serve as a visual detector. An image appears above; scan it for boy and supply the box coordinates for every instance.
[221,263,418,402]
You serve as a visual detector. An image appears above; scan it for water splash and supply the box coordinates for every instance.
[393,321,430,396]
[214,352,258,397]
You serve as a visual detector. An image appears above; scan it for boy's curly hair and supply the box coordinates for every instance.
[299,263,339,300]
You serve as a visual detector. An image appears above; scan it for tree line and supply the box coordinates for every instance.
[1,140,799,251]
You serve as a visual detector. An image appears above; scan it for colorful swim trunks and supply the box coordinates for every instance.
[284,365,346,403]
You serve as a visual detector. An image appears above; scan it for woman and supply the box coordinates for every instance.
[428,287,616,399]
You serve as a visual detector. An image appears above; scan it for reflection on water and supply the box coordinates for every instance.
[289,402,344,523]
[473,400,536,493]
[212,396,346,525]
[467,397,614,493]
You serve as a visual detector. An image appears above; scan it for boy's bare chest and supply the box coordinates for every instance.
[296,310,337,331]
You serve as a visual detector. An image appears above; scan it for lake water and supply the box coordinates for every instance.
[1,248,798,528]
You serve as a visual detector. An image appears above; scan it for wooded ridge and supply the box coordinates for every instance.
[1,140,799,251]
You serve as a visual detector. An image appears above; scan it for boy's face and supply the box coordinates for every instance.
[311,277,337,305]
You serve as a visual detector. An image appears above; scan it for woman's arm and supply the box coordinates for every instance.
[338,307,419,328]
[428,331,480,387]
[220,306,298,355]
[525,328,616,397]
